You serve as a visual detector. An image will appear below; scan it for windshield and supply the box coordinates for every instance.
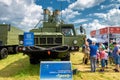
[62,28,74,36]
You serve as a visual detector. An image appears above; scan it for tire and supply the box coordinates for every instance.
[0,48,8,59]
[29,58,39,64]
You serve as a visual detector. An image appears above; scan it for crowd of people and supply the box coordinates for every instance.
[82,38,120,72]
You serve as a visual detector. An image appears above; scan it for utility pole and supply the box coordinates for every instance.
[107,26,110,50]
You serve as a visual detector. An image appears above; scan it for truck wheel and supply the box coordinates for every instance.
[29,58,39,64]
[0,48,8,59]
[61,52,70,61]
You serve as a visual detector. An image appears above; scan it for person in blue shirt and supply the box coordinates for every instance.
[88,40,98,72]
[112,42,120,72]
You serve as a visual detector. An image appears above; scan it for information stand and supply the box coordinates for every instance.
[40,61,73,80]
[23,32,34,46]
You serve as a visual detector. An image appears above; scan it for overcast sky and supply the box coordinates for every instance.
[0,0,120,37]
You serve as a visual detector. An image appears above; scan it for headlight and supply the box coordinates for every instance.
[71,46,74,50]
[73,40,78,44]
[22,47,26,51]
[19,41,23,45]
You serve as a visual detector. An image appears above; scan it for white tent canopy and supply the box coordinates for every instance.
[89,37,105,43]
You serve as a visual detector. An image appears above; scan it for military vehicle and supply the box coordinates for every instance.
[17,9,86,64]
[0,24,23,59]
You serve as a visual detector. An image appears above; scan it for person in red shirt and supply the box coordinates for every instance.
[99,47,106,72]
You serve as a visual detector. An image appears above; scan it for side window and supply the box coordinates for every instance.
[62,28,74,36]
[34,38,38,44]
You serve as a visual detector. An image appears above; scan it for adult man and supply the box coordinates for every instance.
[112,42,120,72]
[88,39,98,72]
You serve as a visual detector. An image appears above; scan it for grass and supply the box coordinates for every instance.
[0,54,39,80]
[71,52,120,80]
[0,52,120,80]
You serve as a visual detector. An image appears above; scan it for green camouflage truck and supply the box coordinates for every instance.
[0,24,23,59]
[17,9,86,64]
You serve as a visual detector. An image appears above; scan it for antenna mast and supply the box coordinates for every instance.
[61,1,62,20]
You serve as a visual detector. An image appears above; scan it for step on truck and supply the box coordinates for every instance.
[17,9,86,64]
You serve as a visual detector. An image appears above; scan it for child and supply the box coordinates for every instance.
[104,52,108,68]
[96,50,100,68]
[99,48,106,72]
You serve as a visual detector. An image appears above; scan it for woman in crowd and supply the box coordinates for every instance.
[99,47,106,72]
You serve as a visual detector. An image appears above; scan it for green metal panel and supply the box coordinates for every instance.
[0,24,23,45]
[7,26,23,45]
[30,29,42,32]
[43,22,57,28]
[0,24,8,45]
[33,32,64,46]
[64,35,85,47]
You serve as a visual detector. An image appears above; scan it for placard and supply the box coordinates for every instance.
[23,32,34,46]
[40,61,73,80]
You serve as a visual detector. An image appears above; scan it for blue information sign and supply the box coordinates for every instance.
[40,61,73,80]
[23,32,34,46]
